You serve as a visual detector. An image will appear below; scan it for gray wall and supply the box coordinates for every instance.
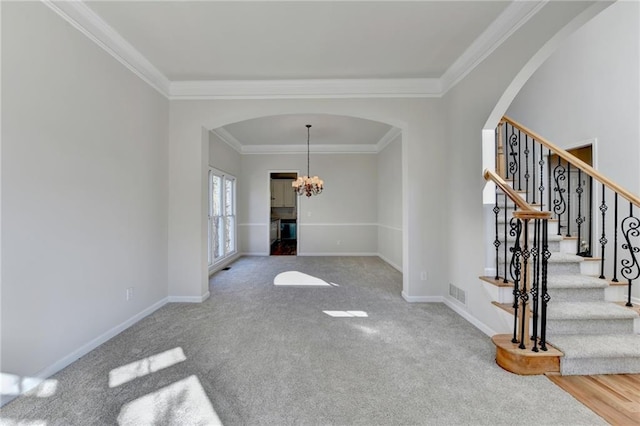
[377,135,402,270]
[506,0,640,299]
[238,152,379,256]
[209,131,241,177]
[442,1,607,334]
[1,2,170,387]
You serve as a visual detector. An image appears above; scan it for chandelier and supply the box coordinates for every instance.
[293,124,324,197]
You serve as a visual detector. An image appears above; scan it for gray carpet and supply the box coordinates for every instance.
[0,256,605,425]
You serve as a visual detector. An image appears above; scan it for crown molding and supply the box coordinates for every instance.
[210,128,243,153]
[242,144,378,154]
[44,0,545,99]
[168,78,441,100]
[376,127,402,152]
[41,0,171,97]
[440,0,547,94]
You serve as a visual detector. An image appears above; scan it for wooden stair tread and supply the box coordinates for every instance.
[492,334,562,375]
[582,275,628,286]
[616,302,640,316]
[479,276,513,287]
[492,301,515,314]
[609,280,629,287]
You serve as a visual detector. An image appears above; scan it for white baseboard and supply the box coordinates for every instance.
[1,297,168,407]
[208,253,242,276]
[401,291,441,303]
[377,254,402,272]
[168,291,210,303]
[442,297,498,337]
[399,292,498,337]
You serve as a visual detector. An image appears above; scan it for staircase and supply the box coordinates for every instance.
[482,117,640,376]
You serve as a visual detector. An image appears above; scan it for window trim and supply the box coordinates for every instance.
[208,168,237,268]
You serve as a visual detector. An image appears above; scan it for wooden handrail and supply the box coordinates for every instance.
[502,115,640,208]
[484,169,552,220]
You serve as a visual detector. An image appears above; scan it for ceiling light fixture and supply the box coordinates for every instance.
[293,124,324,197]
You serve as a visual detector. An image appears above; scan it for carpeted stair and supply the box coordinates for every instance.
[543,259,640,375]
[492,193,640,375]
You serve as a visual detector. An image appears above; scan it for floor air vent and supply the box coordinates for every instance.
[449,283,466,305]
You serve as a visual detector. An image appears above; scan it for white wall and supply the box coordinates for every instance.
[377,135,403,271]
[505,1,640,298]
[1,1,169,386]
[209,131,241,177]
[239,152,378,256]
[168,98,445,302]
[442,1,607,335]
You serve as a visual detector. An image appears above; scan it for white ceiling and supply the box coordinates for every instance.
[217,114,395,153]
[86,1,510,81]
[58,1,542,151]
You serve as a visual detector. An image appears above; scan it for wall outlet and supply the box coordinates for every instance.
[420,271,427,281]
[126,287,134,301]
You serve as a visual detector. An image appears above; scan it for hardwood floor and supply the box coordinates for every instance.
[547,373,640,424]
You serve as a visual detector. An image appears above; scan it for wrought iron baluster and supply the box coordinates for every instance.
[505,123,510,180]
[548,149,552,218]
[531,139,537,205]
[508,127,520,190]
[519,219,530,350]
[576,169,584,255]
[539,144,545,211]
[621,203,639,307]
[531,219,540,352]
[566,163,571,237]
[524,135,530,202]
[613,193,619,282]
[509,218,522,344]
[552,157,567,236]
[540,219,550,351]
[494,187,501,280]
[504,191,508,283]
[588,176,593,257]
[599,184,608,279]
[518,130,522,191]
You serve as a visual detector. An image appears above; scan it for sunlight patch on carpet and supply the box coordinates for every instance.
[323,311,368,317]
[109,347,186,388]
[0,418,48,425]
[274,271,332,286]
[117,375,222,426]
[1,373,58,398]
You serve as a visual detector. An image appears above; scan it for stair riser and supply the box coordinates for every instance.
[560,357,640,376]
[547,262,581,275]
[496,260,581,276]
[549,288,605,303]
[548,319,635,335]
[580,260,600,276]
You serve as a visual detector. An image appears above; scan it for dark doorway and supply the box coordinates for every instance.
[270,172,298,255]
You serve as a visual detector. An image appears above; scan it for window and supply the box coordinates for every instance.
[208,168,236,266]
